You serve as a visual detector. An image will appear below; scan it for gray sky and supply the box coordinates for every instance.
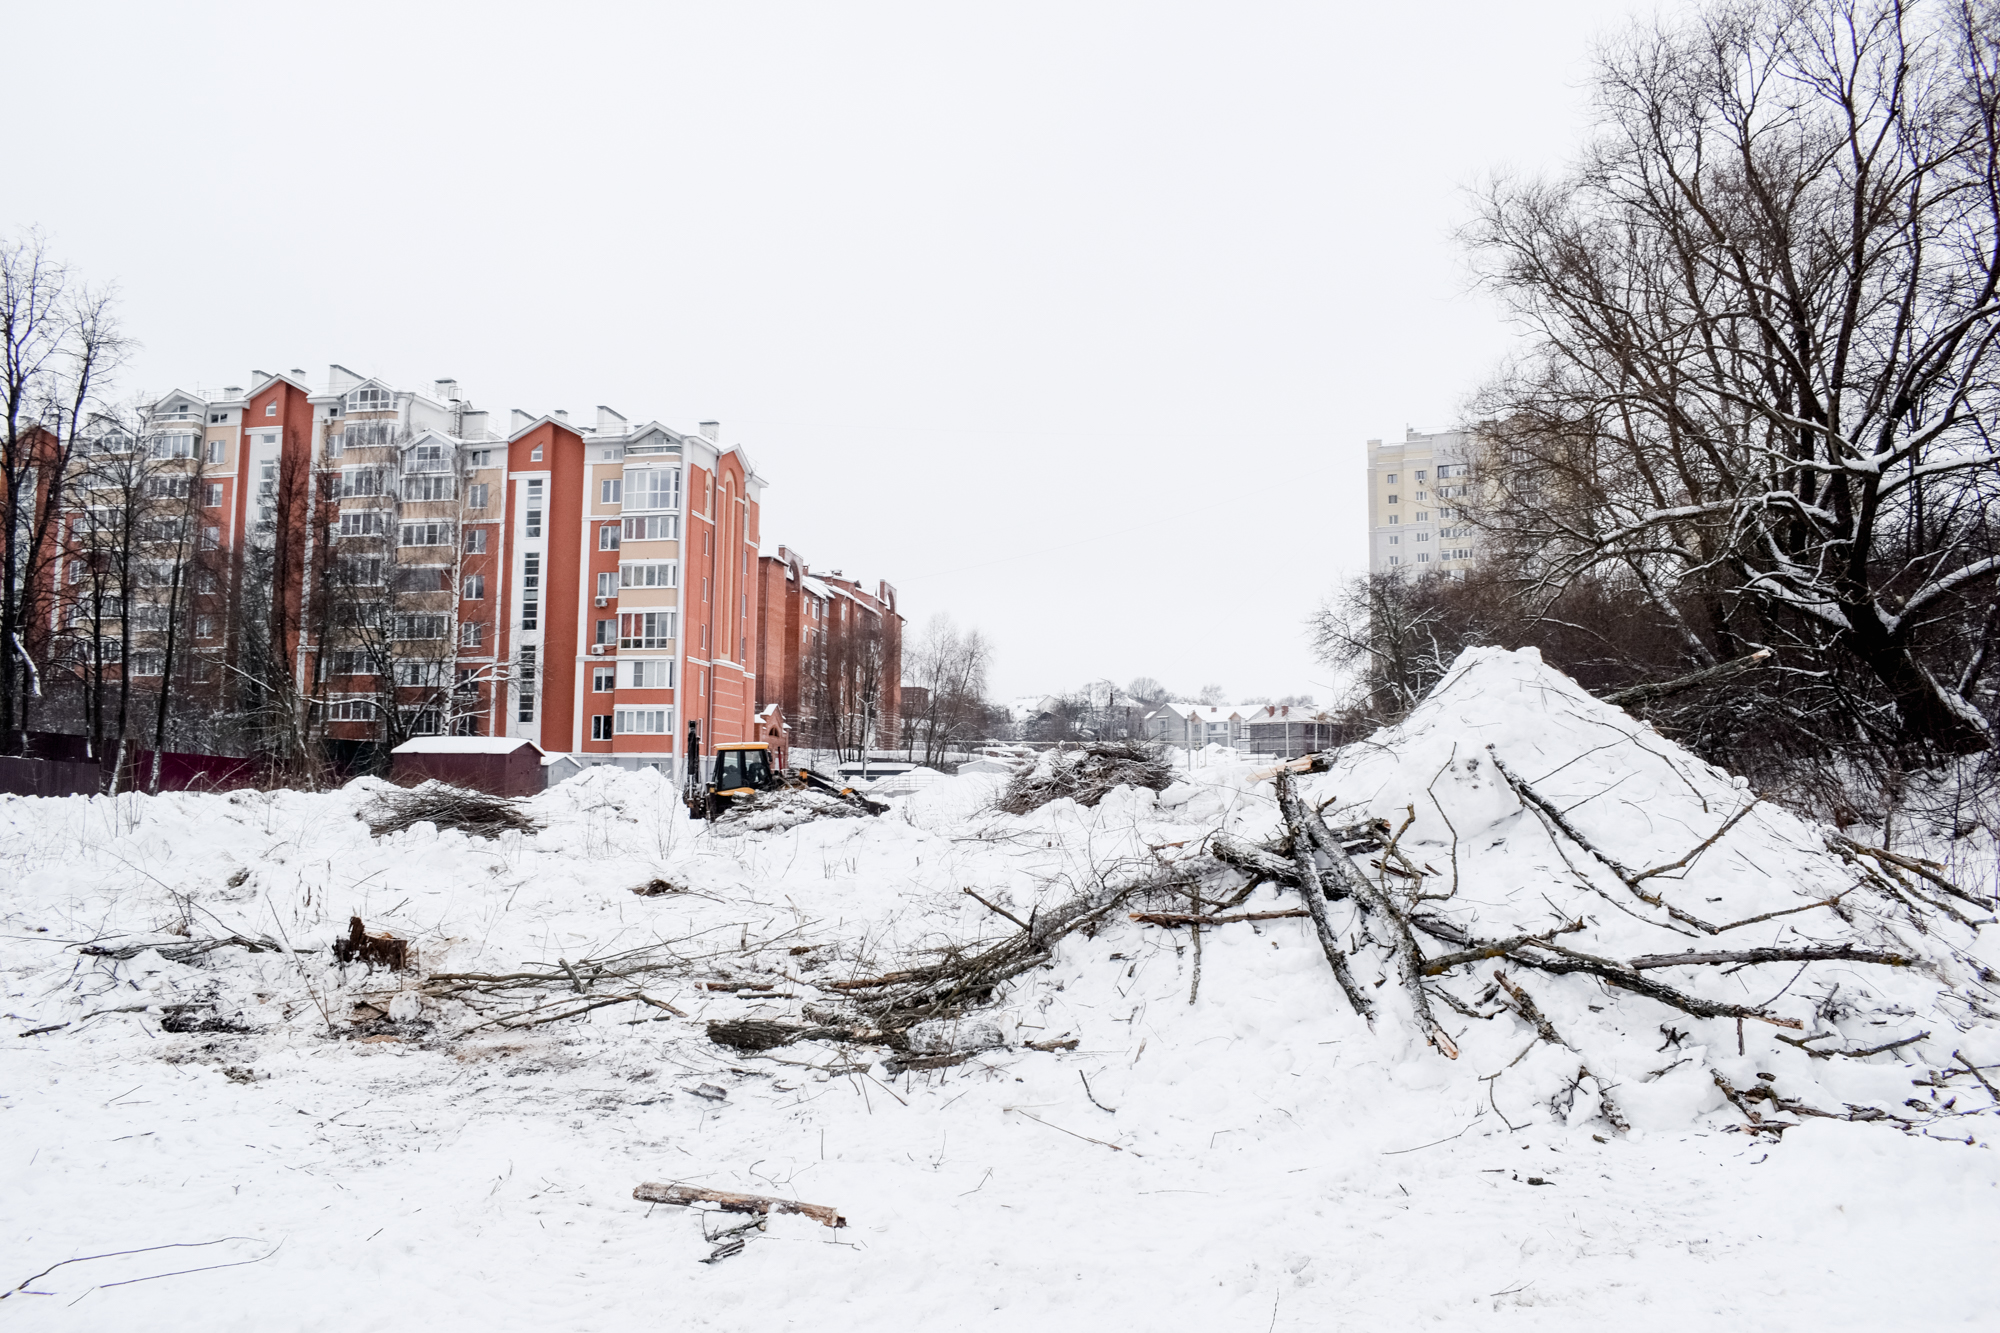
[12,0,1661,703]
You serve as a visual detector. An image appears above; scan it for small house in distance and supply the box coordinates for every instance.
[1143,703,1254,749]
[389,736,547,797]
[1241,705,1344,759]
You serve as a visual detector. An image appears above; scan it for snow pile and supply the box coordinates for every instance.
[2,648,1996,1325]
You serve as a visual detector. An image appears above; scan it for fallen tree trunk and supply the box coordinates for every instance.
[633,1182,846,1228]
[1130,909,1309,927]
[1601,649,1771,706]
[1273,771,1375,1021]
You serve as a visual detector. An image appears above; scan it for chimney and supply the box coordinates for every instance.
[252,370,268,382]
[223,386,242,397]
[699,420,719,441]
[596,405,627,435]
[553,409,568,420]
[434,379,460,401]
[509,408,536,433]
[289,368,307,380]
[460,409,490,439]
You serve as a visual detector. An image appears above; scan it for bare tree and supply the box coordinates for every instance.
[902,614,994,765]
[1466,0,2000,754]
[0,232,127,753]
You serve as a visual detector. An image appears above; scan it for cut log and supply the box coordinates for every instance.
[1129,909,1309,927]
[331,916,409,970]
[633,1182,846,1228]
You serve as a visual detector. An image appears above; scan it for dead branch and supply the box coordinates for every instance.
[1273,771,1374,1022]
[633,1182,845,1228]
[1774,1029,1928,1059]
[1625,944,1915,971]
[1493,970,1629,1131]
[1130,909,1309,927]
[362,784,537,840]
[1601,649,1771,706]
[963,888,1032,931]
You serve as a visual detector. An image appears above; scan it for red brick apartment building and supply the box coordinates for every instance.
[20,365,899,772]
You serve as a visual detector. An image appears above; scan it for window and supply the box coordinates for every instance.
[621,514,677,542]
[594,618,615,645]
[1386,494,1398,505]
[402,474,454,502]
[342,467,383,497]
[141,517,189,543]
[147,433,198,459]
[1389,555,1401,566]
[393,614,447,640]
[1414,511,1429,522]
[147,475,192,500]
[619,560,678,588]
[467,483,488,509]
[340,556,383,586]
[615,707,670,735]
[1414,490,1427,502]
[465,528,487,554]
[205,482,224,507]
[193,658,216,684]
[265,402,276,417]
[195,616,215,638]
[395,660,445,687]
[461,622,483,648]
[1417,552,1430,563]
[407,443,448,472]
[601,478,622,505]
[324,698,375,721]
[618,611,676,649]
[1438,507,1457,520]
[1415,470,1427,480]
[517,645,537,722]
[329,650,371,676]
[326,432,345,459]
[469,449,493,467]
[1388,535,1399,545]
[628,658,674,689]
[521,553,540,630]
[339,511,387,538]
[1386,473,1397,483]
[525,479,543,538]
[1414,531,1429,541]
[1448,548,1474,560]
[347,387,391,412]
[400,522,450,546]
[203,526,220,549]
[128,651,165,677]
[530,446,542,461]
[464,574,485,600]
[66,558,83,585]
[599,525,620,550]
[592,667,615,693]
[207,440,224,464]
[625,468,681,513]
[1388,515,1399,526]
[1437,464,1469,479]
[702,577,708,602]
[592,715,613,741]
[597,572,616,598]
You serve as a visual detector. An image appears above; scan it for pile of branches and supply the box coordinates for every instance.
[1190,764,1994,1134]
[994,739,1174,815]
[362,784,539,840]
[710,787,874,837]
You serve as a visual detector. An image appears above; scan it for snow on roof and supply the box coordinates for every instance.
[800,577,833,600]
[391,736,544,756]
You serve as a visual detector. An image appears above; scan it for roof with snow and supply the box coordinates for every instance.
[390,737,545,756]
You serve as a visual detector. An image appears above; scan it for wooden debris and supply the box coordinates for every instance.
[1130,909,1310,927]
[332,917,409,971]
[633,1182,846,1228]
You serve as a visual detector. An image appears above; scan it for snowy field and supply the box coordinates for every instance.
[5,650,1998,1330]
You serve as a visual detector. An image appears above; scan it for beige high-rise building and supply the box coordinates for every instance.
[1366,428,1480,576]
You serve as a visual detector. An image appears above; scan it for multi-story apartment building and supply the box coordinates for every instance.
[28,364,898,774]
[754,546,901,752]
[1365,428,1482,576]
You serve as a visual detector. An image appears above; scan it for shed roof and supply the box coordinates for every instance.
[391,737,545,756]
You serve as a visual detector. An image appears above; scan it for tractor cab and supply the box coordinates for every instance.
[690,739,784,819]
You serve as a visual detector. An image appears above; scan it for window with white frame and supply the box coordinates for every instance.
[324,697,375,721]
[463,574,484,600]
[406,443,448,472]
[347,387,392,412]
[621,514,677,542]
[601,478,622,505]
[596,572,616,598]
[599,525,620,550]
[393,614,447,640]
[194,615,215,638]
[402,474,454,502]
[624,468,680,513]
[399,522,450,547]
[204,482,224,507]
[339,511,387,538]
[525,479,543,538]
[592,667,615,693]
[467,483,488,509]
[521,553,540,629]
[465,528,488,554]
[206,440,224,464]
[395,659,445,687]
[147,433,197,460]
[341,467,383,497]
[619,560,677,588]
[627,659,674,689]
[594,618,615,645]
[516,645,537,722]
[618,611,675,649]
[461,621,483,648]
[128,651,165,676]
[592,715,612,741]
[615,707,670,735]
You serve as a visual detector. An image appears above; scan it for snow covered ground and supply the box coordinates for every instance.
[5,649,1998,1329]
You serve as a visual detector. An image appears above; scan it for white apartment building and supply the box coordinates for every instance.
[1366,428,1481,576]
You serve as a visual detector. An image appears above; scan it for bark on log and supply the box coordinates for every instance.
[1273,771,1374,1021]
[632,1182,845,1228]
[1130,909,1309,927]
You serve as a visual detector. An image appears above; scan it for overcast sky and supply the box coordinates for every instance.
[11,0,1671,703]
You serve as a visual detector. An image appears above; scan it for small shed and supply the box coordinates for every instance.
[389,736,548,797]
